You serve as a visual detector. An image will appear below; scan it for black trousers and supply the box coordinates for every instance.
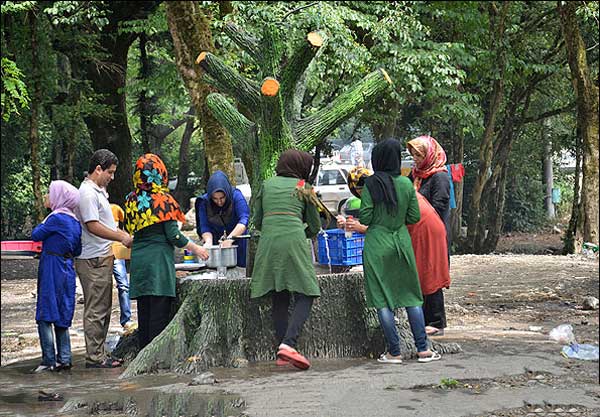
[423,288,447,329]
[271,291,314,348]
[137,295,173,350]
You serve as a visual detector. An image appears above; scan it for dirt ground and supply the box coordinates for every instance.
[1,232,599,416]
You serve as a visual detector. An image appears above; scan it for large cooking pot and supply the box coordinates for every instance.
[205,245,238,268]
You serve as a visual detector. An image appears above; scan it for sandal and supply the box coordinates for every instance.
[38,391,64,402]
[277,345,311,370]
[417,350,442,363]
[377,353,403,364]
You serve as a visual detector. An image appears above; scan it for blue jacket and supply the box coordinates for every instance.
[195,171,250,267]
[31,213,82,327]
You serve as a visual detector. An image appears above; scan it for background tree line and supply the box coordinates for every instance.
[1,1,598,253]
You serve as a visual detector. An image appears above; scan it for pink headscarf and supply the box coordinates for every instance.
[406,135,448,191]
[43,180,80,223]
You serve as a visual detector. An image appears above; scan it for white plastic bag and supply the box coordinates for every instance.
[549,324,576,345]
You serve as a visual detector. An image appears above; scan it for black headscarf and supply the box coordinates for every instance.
[365,139,402,213]
[275,149,313,181]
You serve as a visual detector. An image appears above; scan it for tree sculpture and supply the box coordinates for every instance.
[196,22,392,185]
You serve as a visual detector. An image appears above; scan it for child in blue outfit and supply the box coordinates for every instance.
[31,180,82,372]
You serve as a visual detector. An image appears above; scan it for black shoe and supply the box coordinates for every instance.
[55,363,72,372]
[38,390,64,401]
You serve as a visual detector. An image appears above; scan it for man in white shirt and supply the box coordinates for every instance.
[350,138,364,167]
[75,149,132,368]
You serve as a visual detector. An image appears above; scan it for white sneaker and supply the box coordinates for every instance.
[33,364,55,373]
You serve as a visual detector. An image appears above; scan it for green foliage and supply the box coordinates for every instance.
[1,57,30,121]
[439,378,459,389]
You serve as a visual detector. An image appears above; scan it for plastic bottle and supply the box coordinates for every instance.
[561,343,599,361]
[345,215,353,238]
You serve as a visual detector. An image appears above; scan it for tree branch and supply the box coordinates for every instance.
[523,101,577,124]
[281,31,324,118]
[294,68,392,150]
[205,93,256,144]
[223,22,261,63]
[196,52,261,110]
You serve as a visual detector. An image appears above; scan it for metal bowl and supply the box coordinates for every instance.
[205,245,238,268]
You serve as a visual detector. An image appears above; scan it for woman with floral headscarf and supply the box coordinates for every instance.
[125,153,208,349]
[250,149,322,370]
[407,135,451,336]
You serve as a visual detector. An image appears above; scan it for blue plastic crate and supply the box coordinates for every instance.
[317,229,365,266]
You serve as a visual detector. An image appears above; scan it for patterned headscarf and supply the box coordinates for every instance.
[347,166,372,198]
[43,180,80,223]
[124,153,185,234]
[406,135,447,191]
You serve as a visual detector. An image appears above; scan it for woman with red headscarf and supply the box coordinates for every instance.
[407,135,451,336]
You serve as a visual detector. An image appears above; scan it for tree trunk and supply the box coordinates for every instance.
[466,2,509,251]
[564,130,583,254]
[82,31,135,205]
[28,9,44,223]
[117,273,461,377]
[558,1,600,249]
[165,1,235,182]
[199,23,391,181]
[172,117,196,213]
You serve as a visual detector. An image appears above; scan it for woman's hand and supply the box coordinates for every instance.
[190,243,209,261]
[220,239,234,248]
[336,215,346,229]
[346,217,368,234]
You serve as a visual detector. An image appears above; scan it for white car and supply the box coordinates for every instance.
[314,161,355,216]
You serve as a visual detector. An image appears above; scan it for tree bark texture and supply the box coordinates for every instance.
[28,9,44,223]
[558,1,599,248]
[165,1,236,183]
[198,23,392,182]
[117,273,461,377]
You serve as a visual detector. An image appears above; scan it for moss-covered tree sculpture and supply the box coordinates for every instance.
[119,273,461,378]
[196,22,392,184]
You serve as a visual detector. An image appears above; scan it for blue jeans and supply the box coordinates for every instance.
[37,320,71,366]
[113,259,131,326]
[377,306,428,357]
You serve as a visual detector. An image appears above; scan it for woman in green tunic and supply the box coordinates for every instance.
[250,150,322,370]
[361,140,441,364]
[125,153,208,350]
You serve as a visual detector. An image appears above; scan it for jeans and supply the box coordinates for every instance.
[37,320,71,366]
[113,259,131,326]
[377,306,428,356]
[272,291,314,349]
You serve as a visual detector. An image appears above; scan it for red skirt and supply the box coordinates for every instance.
[407,193,451,295]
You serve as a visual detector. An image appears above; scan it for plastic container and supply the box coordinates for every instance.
[318,228,364,266]
[183,249,197,264]
[561,344,599,361]
[1,240,43,256]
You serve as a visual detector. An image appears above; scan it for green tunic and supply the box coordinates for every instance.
[250,176,322,299]
[360,175,423,309]
[130,221,189,299]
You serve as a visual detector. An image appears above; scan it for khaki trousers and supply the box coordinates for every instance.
[75,255,114,364]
